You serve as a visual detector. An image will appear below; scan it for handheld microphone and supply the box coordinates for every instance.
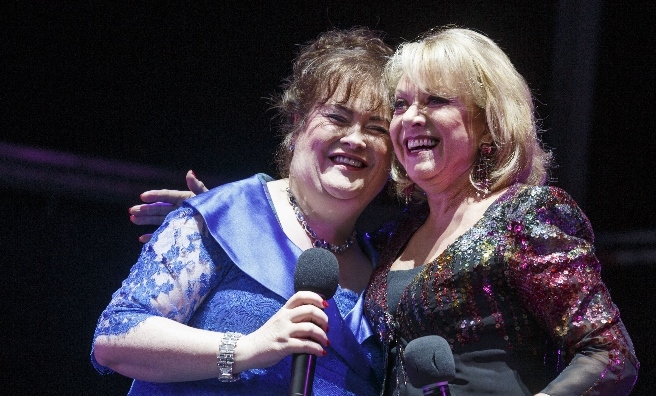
[288,248,339,396]
[403,336,456,396]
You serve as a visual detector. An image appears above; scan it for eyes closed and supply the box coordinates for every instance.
[320,105,390,135]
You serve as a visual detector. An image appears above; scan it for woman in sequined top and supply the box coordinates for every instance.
[91,28,393,395]
[364,27,639,395]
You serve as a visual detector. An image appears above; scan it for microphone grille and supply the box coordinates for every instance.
[404,335,456,388]
[293,248,339,299]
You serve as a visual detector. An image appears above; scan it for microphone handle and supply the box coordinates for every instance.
[423,382,451,396]
[289,353,317,396]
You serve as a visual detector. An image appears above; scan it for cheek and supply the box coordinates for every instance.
[391,141,405,163]
[296,127,330,154]
[369,136,393,164]
[382,144,393,166]
[389,117,402,139]
[389,120,404,151]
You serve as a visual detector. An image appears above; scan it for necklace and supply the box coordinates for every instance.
[286,187,356,254]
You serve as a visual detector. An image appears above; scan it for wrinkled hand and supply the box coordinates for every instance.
[129,170,209,243]
[233,291,330,373]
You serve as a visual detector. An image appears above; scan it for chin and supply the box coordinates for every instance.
[405,166,436,182]
[323,178,365,199]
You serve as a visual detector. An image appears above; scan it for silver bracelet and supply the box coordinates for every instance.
[217,332,243,382]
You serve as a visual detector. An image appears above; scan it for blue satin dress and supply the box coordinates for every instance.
[91,174,383,395]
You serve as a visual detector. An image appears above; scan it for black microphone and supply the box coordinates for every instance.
[403,336,456,396]
[288,248,339,396]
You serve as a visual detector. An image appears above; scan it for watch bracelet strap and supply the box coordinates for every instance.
[217,332,243,382]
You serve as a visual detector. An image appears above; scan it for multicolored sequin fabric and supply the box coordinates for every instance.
[365,184,639,395]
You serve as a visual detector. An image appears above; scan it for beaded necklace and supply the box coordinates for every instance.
[286,187,356,254]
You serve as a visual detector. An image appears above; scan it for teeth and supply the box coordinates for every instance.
[333,155,364,168]
[407,138,438,150]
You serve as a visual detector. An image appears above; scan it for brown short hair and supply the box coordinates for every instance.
[272,28,393,178]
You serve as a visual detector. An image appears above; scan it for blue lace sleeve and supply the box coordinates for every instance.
[91,207,222,373]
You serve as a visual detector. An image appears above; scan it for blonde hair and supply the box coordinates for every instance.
[386,27,551,196]
[272,28,393,178]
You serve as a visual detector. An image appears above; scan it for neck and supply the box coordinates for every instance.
[278,178,362,245]
[421,178,507,242]
[423,177,478,219]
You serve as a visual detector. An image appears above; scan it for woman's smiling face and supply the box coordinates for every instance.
[289,82,392,202]
[390,75,487,191]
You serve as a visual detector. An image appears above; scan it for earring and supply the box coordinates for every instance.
[289,143,295,152]
[402,183,415,205]
[470,142,495,198]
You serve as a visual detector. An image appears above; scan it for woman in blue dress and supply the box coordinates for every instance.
[122,26,639,396]
[91,28,393,395]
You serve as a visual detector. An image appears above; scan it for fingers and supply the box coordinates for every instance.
[284,292,330,333]
[286,291,327,310]
[287,303,329,333]
[139,189,194,206]
[234,295,333,371]
[130,171,204,228]
[186,170,209,194]
[287,322,330,356]
[129,172,205,244]
[139,190,170,204]
[234,324,327,373]
[283,293,330,350]
[129,202,174,216]
[129,211,169,227]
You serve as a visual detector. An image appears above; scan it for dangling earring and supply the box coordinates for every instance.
[289,143,295,152]
[402,183,415,205]
[470,142,495,198]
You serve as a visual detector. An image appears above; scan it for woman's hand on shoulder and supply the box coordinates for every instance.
[129,170,209,243]
[232,291,330,373]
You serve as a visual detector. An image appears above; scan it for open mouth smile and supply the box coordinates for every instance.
[331,155,365,168]
[406,137,439,153]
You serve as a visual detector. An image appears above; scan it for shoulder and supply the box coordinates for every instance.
[147,206,211,250]
[501,184,584,218]
[501,184,594,243]
[185,173,274,215]
[161,206,204,231]
[503,184,578,208]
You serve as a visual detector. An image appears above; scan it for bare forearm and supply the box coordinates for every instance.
[92,292,331,383]
[93,317,224,383]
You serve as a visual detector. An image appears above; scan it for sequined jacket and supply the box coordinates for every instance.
[91,174,382,395]
[365,184,639,396]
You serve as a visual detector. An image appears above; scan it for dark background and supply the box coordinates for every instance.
[1,1,654,394]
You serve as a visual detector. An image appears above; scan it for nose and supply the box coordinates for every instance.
[402,103,426,126]
[340,124,366,149]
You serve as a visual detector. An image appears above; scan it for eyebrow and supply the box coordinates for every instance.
[394,90,454,102]
[329,103,390,123]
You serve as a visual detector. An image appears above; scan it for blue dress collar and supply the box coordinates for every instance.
[185,174,376,379]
